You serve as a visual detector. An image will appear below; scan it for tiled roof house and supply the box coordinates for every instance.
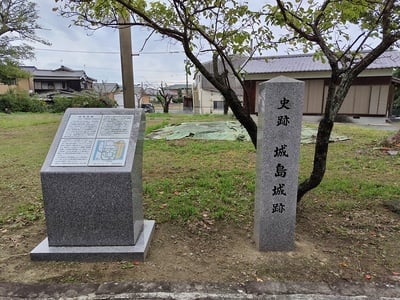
[20,65,96,94]
[242,51,400,116]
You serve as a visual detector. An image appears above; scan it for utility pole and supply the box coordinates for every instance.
[118,15,135,108]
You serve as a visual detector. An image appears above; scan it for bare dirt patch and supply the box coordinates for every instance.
[383,129,400,149]
[1,206,399,285]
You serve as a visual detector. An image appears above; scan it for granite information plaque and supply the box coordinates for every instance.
[31,108,155,262]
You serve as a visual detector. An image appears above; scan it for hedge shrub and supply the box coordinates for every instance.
[0,90,47,113]
[51,91,117,113]
[0,90,118,113]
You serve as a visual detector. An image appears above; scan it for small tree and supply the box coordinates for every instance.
[267,0,400,201]
[0,0,49,81]
[157,82,174,113]
[57,0,400,201]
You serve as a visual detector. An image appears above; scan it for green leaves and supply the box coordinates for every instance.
[267,0,399,67]
[0,0,49,67]
[58,0,274,59]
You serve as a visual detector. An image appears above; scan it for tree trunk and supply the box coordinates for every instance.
[223,100,229,115]
[163,104,169,113]
[297,116,334,202]
[223,88,258,146]
[296,70,357,202]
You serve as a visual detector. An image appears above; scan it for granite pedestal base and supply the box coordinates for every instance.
[30,220,155,261]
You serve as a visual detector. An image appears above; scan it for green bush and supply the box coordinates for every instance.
[51,91,117,113]
[0,90,118,113]
[0,90,47,113]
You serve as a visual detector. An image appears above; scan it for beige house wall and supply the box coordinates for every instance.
[16,78,32,92]
[353,86,371,115]
[255,79,327,114]
[369,86,381,114]
[246,67,394,116]
[193,86,233,114]
[376,85,389,115]
[141,94,159,104]
[193,77,216,114]
[0,77,32,95]
[325,84,390,115]
[253,78,391,116]
[304,80,325,114]
[198,66,394,116]
[0,83,15,94]
[244,69,392,81]
[199,89,218,114]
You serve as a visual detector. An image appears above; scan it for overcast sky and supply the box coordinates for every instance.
[21,1,393,87]
[22,0,189,86]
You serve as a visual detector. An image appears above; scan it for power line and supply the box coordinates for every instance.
[34,48,185,55]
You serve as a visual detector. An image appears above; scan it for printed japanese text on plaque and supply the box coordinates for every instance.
[51,115,134,167]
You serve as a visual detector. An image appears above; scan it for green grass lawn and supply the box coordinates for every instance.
[0,112,398,227]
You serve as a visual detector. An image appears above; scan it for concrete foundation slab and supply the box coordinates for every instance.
[30,220,155,261]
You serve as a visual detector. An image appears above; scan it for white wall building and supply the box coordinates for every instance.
[192,56,245,114]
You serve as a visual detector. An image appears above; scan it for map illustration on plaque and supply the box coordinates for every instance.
[51,114,133,167]
[88,139,129,166]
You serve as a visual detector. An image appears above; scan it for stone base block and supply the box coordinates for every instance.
[30,220,155,261]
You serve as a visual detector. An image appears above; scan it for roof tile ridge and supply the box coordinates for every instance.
[251,52,315,60]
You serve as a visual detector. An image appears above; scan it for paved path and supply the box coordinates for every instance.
[1,281,399,299]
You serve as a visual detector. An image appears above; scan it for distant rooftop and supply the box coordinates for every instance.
[20,65,96,82]
[167,83,192,90]
[93,82,120,93]
[242,50,400,75]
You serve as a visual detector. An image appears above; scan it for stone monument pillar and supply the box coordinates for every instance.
[31,108,154,261]
[254,76,304,251]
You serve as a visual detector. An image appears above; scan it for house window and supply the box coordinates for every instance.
[213,101,224,110]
